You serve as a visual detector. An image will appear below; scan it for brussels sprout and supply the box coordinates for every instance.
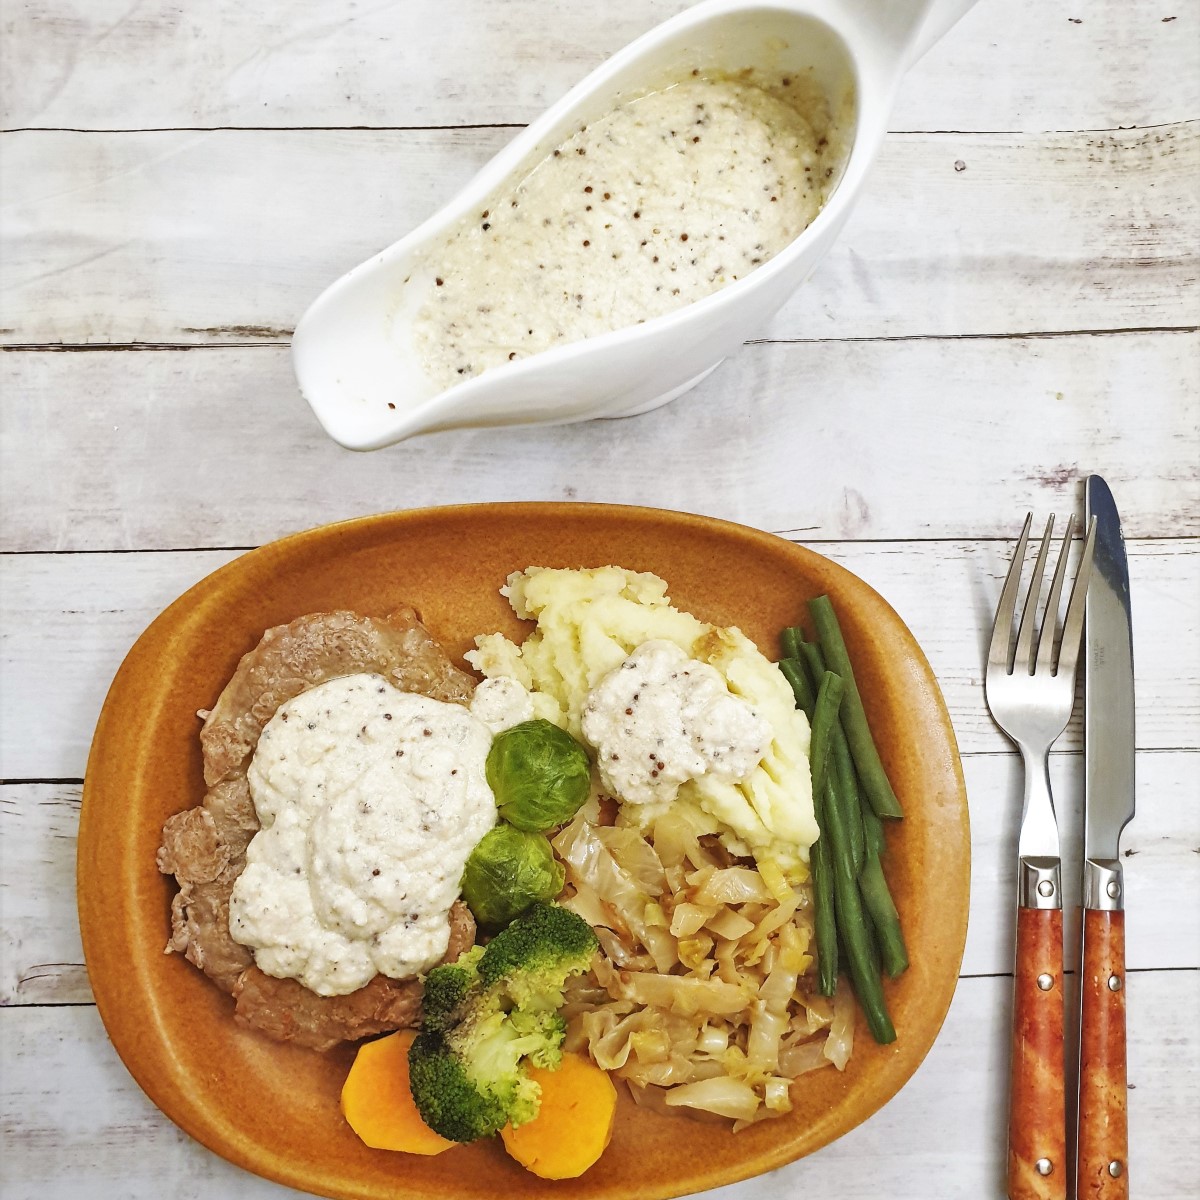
[485,718,591,832]
[459,824,566,929]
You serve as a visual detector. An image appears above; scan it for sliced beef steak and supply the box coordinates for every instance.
[158,607,479,1050]
[200,607,476,787]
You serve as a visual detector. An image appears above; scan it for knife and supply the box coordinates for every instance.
[1077,474,1135,1198]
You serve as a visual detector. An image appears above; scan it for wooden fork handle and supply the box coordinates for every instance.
[1077,905,1129,1199]
[1008,903,1067,1200]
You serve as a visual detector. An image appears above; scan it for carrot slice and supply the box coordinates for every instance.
[500,1053,617,1179]
[341,1029,454,1155]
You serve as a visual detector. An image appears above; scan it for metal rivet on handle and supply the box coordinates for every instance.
[1037,973,1053,991]
[1107,879,1121,899]
[1108,974,1123,992]
[1037,880,1054,898]
[1035,1158,1053,1176]
[1108,1161,1123,1178]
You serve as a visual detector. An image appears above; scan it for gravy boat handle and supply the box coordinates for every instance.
[903,0,979,70]
[807,0,977,78]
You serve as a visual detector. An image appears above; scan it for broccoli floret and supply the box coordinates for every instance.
[407,1000,543,1141]
[477,900,599,1009]
[408,903,598,1142]
[420,945,483,1032]
[508,1006,568,1070]
[406,1029,507,1143]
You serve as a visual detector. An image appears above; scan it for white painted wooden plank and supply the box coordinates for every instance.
[1,6,1193,1198]
[3,752,1193,1006]
[1,536,1196,775]
[822,538,1200,760]
[2,972,1196,1199]
[0,551,243,780]
[960,750,1200,981]
[2,0,1196,133]
[2,123,1196,346]
[0,785,88,1005]
[2,334,1195,553]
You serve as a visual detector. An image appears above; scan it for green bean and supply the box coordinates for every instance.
[822,767,895,1043]
[808,596,904,820]
[861,802,886,859]
[809,671,843,802]
[778,658,815,718]
[797,638,827,688]
[780,616,902,1033]
[780,626,805,662]
[829,718,866,879]
[810,784,839,996]
[781,658,842,995]
[860,852,908,978]
[859,805,908,976]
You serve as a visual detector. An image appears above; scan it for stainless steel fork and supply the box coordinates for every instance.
[985,512,1096,1200]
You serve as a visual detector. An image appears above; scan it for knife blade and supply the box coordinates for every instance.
[1084,475,1136,863]
[1076,473,1134,1199]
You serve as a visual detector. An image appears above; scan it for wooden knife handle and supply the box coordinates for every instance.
[1078,908,1129,1199]
[1008,905,1067,1200]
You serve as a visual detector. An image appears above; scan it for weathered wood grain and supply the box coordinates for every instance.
[2,539,1196,779]
[1,0,1195,1195]
[3,750,1194,1006]
[2,123,1196,346]
[2,334,1197,555]
[0,550,240,780]
[963,750,1200,984]
[1076,909,1129,1200]
[1008,906,1067,1200]
[2,0,1196,133]
[2,533,1195,780]
[2,971,1196,1198]
[0,785,89,1005]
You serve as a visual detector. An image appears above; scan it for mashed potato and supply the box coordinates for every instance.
[466,566,816,877]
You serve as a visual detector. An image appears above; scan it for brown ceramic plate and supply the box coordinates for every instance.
[79,502,969,1200]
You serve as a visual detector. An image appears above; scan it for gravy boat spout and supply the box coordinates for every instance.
[292,0,975,450]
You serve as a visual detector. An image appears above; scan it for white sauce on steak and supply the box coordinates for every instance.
[412,70,834,390]
[228,673,496,996]
[581,639,771,809]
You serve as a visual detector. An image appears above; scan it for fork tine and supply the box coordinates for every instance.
[1015,516,1055,675]
[1035,515,1075,674]
[988,512,1032,669]
[1056,514,1097,680]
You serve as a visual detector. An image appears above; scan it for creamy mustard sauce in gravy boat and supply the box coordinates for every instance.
[292,0,975,449]
[413,70,837,390]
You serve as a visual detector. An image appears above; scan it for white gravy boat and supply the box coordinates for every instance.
[292,0,975,450]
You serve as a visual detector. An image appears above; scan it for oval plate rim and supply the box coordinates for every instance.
[78,501,970,1200]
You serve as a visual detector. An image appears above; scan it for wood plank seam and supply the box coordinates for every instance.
[3,325,1198,353]
[2,120,1193,136]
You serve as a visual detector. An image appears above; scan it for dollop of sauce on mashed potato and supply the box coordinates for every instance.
[466,566,816,878]
[583,639,771,808]
[412,70,838,391]
[228,674,496,996]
